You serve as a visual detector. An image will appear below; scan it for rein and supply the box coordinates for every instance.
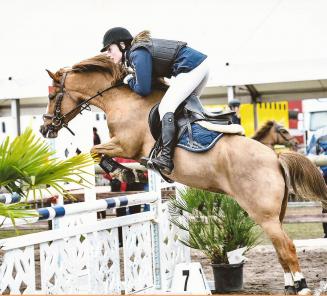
[43,71,124,136]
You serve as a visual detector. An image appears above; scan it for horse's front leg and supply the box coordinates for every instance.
[90,137,125,158]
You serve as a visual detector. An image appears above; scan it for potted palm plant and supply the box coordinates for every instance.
[0,127,94,226]
[169,187,259,293]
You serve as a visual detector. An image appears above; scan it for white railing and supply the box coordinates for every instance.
[307,154,327,166]
[0,171,190,294]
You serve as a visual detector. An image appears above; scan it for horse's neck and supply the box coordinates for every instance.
[90,88,163,158]
[259,131,276,148]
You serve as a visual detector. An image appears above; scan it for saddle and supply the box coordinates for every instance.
[144,94,235,182]
[149,94,235,142]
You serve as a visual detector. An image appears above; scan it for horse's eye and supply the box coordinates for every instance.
[48,86,57,100]
[48,93,56,100]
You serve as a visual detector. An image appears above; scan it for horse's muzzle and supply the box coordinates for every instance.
[289,139,299,151]
[39,125,58,138]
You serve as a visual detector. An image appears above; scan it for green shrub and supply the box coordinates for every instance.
[169,188,260,264]
[0,127,94,226]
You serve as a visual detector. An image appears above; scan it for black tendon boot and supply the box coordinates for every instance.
[151,112,176,174]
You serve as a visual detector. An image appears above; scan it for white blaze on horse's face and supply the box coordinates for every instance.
[105,44,123,64]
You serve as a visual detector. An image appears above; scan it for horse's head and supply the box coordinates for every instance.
[274,123,298,150]
[253,120,298,150]
[40,69,82,138]
[40,55,126,138]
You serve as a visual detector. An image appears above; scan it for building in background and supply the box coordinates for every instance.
[206,101,289,137]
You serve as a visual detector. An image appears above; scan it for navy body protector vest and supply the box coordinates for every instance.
[129,38,187,77]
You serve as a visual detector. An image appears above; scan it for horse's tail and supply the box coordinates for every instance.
[278,151,327,209]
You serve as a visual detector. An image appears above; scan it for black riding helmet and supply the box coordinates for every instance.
[101,27,133,52]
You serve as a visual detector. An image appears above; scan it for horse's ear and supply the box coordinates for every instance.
[46,69,59,82]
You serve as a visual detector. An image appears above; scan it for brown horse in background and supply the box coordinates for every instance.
[252,120,298,150]
[40,55,327,295]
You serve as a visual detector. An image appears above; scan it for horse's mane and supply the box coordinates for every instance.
[71,54,169,91]
[72,54,126,84]
[252,120,275,141]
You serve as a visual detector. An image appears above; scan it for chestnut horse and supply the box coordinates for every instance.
[253,120,298,150]
[41,55,327,295]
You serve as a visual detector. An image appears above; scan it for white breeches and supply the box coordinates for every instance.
[158,58,210,119]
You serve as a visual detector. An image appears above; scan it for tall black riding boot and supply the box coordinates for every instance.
[152,112,176,175]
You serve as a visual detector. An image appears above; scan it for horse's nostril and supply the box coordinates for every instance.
[48,131,58,138]
[39,125,49,137]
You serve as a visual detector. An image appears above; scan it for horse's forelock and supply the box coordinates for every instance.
[71,55,125,83]
[252,120,275,141]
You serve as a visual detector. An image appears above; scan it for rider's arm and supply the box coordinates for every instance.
[127,48,152,96]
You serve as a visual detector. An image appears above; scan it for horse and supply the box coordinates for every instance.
[252,120,298,150]
[40,55,327,295]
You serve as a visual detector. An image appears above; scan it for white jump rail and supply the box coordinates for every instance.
[0,171,190,295]
[307,154,327,166]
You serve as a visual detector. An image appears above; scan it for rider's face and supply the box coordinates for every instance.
[105,44,123,64]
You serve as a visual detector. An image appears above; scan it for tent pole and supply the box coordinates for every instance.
[253,102,258,131]
[11,98,21,136]
[245,85,261,131]
[227,86,235,103]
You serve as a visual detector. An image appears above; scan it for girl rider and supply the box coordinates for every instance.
[101,27,209,175]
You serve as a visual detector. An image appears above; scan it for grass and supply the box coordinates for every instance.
[0,229,44,239]
[255,223,325,245]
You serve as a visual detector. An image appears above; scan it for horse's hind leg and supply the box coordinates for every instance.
[275,251,296,294]
[260,220,311,295]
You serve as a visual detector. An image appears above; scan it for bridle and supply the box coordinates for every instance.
[43,71,123,136]
[259,124,297,148]
[275,124,297,147]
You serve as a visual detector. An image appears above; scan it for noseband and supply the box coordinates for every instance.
[275,125,296,146]
[43,71,123,136]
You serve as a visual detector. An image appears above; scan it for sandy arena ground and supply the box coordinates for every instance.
[193,240,327,294]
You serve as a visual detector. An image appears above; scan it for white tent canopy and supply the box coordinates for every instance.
[1,0,327,102]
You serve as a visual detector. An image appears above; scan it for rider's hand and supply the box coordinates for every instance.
[123,74,134,84]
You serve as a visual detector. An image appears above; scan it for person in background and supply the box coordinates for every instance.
[93,127,101,145]
[228,99,241,124]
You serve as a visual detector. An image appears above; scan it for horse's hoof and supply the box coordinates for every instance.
[297,288,312,295]
[90,147,97,155]
[285,285,297,295]
[295,279,311,295]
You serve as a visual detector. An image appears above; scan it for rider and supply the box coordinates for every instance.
[100,27,209,174]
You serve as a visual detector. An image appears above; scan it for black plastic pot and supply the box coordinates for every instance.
[211,262,244,293]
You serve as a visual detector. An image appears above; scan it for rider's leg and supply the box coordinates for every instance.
[158,58,210,118]
[151,112,176,174]
[191,67,210,97]
[152,59,210,174]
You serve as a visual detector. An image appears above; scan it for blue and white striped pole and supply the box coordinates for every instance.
[0,192,157,227]
[0,192,21,204]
